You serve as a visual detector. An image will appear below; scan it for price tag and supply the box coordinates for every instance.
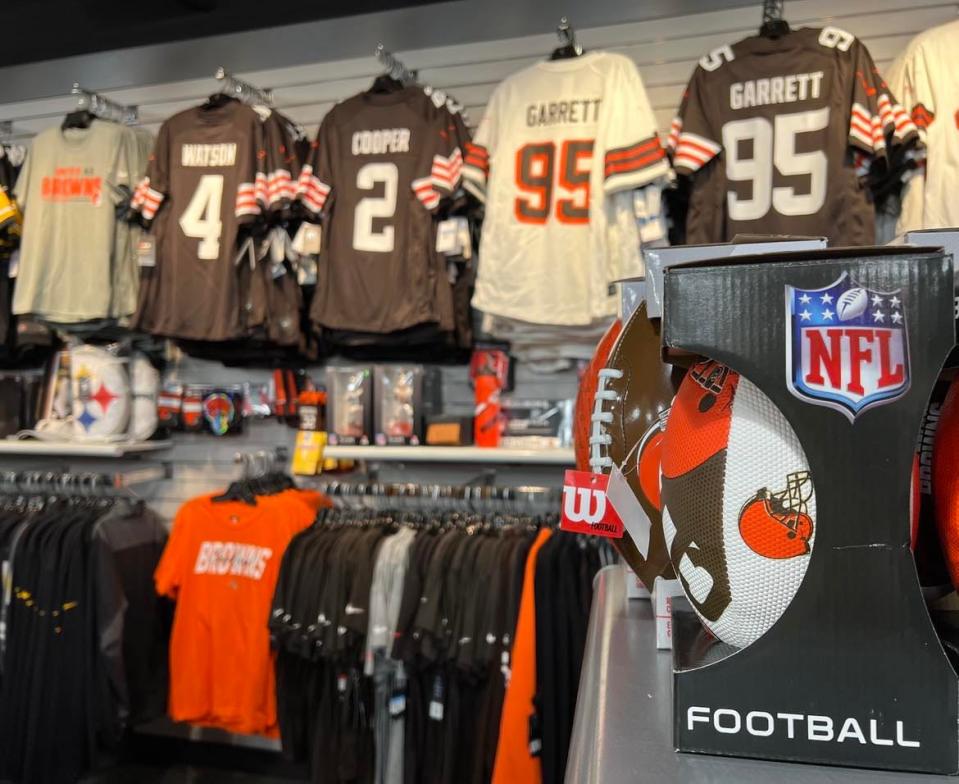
[292,223,322,255]
[137,236,156,267]
[435,218,460,254]
[560,470,624,539]
[7,249,17,279]
[389,692,407,717]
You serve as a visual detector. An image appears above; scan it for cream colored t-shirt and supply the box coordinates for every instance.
[14,120,132,322]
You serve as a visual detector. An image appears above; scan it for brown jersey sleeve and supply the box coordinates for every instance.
[670,62,724,175]
[130,121,170,226]
[846,35,918,160]
[296,113,335,217]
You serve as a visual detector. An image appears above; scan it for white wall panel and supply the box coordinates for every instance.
[0,1,954,141]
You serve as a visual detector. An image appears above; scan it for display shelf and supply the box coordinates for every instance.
[567,566,954,784]
[0,439,173,458]
[322,444,574,465]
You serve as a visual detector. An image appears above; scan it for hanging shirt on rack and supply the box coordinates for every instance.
[155,489,321,736]
[887,19,957,233]
[13,120,134,322]
[130,100,270,341]
[297,85,464,334]
[668,26,919,244]
[464,52,667,327]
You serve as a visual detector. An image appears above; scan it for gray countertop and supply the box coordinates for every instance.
[566,565,955,783]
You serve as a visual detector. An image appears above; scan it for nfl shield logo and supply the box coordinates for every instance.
[785,273,910,421]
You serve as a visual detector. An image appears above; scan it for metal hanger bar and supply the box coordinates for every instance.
[215,68,274,107]
[762,0,785,25]
[374,44,417,86]
[557,17,575,46]
[71,83,138,125]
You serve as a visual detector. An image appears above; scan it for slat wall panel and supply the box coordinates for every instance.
[0,1,954,524]
[0,1,954,141]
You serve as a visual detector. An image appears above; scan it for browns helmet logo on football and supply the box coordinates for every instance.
[738,471,814,560]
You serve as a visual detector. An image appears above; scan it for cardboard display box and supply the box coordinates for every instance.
[661,245,959,774]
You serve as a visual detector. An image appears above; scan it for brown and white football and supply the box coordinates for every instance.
[590,302,686,588]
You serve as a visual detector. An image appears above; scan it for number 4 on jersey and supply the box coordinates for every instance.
[179,174,224,260]
[515,140,594,225]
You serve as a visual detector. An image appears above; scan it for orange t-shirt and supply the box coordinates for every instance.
[155,490,320,736]
[491,527,553,784]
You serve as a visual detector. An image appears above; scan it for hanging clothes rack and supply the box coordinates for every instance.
[0,465,169,495]
[315,478,562,512]
[215,68,274,106]
[70,84,138,125]
[374,44,418,86]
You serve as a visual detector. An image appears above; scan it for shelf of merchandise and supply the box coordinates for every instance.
[0,439,173,458]
[322,444,574,465]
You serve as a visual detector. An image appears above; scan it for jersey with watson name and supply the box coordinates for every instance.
[130,101,268,341]
[668,27,918,245]
[887,19,957,232]
[297,87,463,333]
[464,52,668,326]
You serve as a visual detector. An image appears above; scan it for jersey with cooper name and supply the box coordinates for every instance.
[297,87,463,333]
[130,101,268,341]
[668,27,918,245]
[463,52,668,326]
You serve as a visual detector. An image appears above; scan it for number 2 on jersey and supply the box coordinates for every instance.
[179,174,224,260]
[515,140,593,225]
[354,162,399,253]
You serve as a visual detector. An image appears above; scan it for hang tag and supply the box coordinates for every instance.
[428,674,445,721]
[435,218,459,253]
[389,691,407,717]
[561,470,624,538]
[292,223,322,255]
[270,229,287,264]
[528,714,543,757]
[137,236,156,268]
[6,249,18,279]
[606,464,652,558]
[271,261,287,280]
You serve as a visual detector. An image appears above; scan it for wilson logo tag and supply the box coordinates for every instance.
[561,470,624,539]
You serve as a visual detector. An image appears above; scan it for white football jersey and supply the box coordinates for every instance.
[464,52,668,326]
[887,20,955,232]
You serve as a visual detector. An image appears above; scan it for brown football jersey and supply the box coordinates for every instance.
[131,100,268,340]
[297,86,463,333]
[667,26,919,245]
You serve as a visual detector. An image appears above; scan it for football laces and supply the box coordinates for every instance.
[589,367,622,472]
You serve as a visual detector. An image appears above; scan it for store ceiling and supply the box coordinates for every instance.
[2,0,437,66]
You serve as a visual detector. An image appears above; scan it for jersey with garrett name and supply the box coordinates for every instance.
[668,27,918,245]
[130,101,268,341]
[297,87,463,333]
[464,52,668,326]
[887,19,957,232]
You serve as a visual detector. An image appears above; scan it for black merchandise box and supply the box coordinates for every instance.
[661,246,959,774]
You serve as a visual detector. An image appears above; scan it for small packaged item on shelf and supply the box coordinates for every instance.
[374,365,441,446]
[293,390,327,476]
[326,366,373,446]
[426,415,474,446]
[499,398,572,449]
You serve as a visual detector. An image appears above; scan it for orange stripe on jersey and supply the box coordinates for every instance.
[604,148,665,177]
[604,137,661,165]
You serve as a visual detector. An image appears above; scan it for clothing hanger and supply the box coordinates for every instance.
[550,17,584,60]
[758,0,790,38]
